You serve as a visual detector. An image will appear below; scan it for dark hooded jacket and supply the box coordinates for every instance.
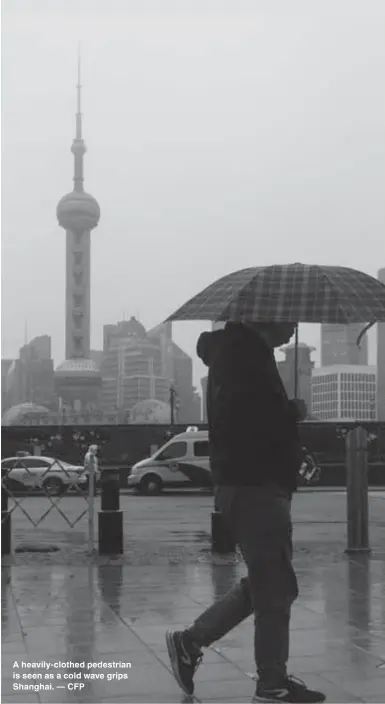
[197,323,302,492]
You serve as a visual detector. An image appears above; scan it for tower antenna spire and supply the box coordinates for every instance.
[76,42,82,140]
[72,42,86,192]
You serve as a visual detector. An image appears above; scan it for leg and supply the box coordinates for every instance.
[166,486,253,695]
[233,487,298,686]
[185,484,253,646]
[165,573,253,696]
[235,488,325,702]
[186,575,254,647]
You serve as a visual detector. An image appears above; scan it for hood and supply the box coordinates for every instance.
[196,329,226,367]
[132,458,149,469]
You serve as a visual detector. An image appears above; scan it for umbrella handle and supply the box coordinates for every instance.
[356,321,374,348]
[293,324,299,398]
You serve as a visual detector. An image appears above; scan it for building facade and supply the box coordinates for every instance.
[311,365,377,421]
[3,336,55,413]
[1,359,14,412]
[171,342,200,423]
[100,318,199,422]
[277,343,315,414]
[377,267,385,421]
[321,323,368,366]
[55,57,101,411]
[101,318,171,416]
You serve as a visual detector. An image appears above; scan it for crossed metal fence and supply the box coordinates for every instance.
[1,456,96,553]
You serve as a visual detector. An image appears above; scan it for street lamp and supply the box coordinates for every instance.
[169,385,177,425]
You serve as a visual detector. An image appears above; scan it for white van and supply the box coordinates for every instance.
[127,427,211,495]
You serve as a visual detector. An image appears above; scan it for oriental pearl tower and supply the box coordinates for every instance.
[55,54,101,413]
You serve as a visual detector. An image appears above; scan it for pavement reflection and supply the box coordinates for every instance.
[2,553,385,703]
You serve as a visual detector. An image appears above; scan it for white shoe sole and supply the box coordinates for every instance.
[252,697,283,703]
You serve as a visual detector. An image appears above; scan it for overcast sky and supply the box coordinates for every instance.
[2,0,385,384]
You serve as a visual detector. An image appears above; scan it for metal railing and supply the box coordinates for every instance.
[1,456,95,554]
[1,459,123,557]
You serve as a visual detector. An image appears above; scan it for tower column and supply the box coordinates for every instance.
[65,229,91,360]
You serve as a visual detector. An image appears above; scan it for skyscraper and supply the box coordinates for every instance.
[321,323,368,366]
[101,318,171,414]
[311,365,377,421]
[377,268,385,421]
[55,54,101,412]
[277,343,315,413]
[2,358,14,412]
[5,336,55,411]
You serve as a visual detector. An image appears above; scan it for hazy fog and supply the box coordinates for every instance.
[2,0,385,383]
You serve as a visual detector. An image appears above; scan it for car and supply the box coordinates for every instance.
[127,427,212,495]
[1,455,92,496]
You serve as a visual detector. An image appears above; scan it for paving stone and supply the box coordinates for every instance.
[321,670,385,698]
[2,491,385,702]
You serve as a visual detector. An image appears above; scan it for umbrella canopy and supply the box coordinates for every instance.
[166,263,385,324]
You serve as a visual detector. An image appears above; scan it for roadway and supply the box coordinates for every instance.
[6,489,385,560]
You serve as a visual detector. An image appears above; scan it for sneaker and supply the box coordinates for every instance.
[165,629,203,696]
[253,675,326,703]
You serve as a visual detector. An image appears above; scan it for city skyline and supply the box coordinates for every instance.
[2,0,385,387]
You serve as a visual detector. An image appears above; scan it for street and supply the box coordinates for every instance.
[6,490,385,559]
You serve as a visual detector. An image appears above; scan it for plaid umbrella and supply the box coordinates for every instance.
[166,263,385,324]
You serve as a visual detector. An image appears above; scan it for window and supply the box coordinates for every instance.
[157,441,187,461]
[194,441,209,458]
[21,458,52,469]
[1,459,17,471]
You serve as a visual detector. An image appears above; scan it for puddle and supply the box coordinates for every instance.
[15,544,59,553]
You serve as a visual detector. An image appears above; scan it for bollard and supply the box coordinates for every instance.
[100,469,120,511]
[345,426,371,554]
[88,466,96,555]
[98,469,123,555]
[1,485,11,556]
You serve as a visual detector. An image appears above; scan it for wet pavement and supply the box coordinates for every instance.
[2,492,385,702]
[5,490,385,562]
[2,554,385,703]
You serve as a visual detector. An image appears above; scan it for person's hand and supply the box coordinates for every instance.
[288,398,307,421]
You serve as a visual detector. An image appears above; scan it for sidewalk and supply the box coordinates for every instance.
[2,492,385,702]
[2,553,385,703]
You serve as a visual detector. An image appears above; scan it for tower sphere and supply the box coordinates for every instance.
[57,190,100,232]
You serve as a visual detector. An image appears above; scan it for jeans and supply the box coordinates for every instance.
[186,484,299,685]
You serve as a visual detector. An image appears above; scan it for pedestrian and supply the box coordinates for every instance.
[84,444,98,492]
[166,321,325,703]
